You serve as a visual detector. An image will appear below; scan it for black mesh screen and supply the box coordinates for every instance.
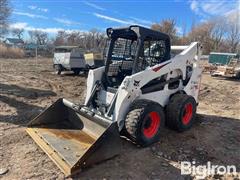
[136,40,167,72]
[112,38,137,60]
[107,38,137,77]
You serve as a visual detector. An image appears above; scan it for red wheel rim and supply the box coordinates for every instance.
[182,103,193,125]
[143,111,160,138]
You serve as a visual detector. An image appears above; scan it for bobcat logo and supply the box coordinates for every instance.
[133,80,140,87]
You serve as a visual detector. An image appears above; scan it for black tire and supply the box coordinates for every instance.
[73,69,80,75]
[236,72,240,79]
[57,69,61,75]
[54,64,62,75]
[166,94,196,132]
[84,69,89,75]
[125,100,165,147]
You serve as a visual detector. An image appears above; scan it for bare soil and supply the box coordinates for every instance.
[0,58,239,180]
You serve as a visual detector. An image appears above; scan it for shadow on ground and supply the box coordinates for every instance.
[59,71,88,78]
[0,83,58,125]
[0,83,56,99]
[0,95,44,125]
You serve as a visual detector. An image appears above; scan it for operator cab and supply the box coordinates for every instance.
[104,25,171,88]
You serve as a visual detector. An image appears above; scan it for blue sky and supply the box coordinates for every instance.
[10,0,239,37]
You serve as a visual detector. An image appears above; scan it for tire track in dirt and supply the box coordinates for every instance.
[200,82,238,101]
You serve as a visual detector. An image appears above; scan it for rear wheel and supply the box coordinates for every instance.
[73,69,80,75]
[125,100,165,146]
[166,94,196,132]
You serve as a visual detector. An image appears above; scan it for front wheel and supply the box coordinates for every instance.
[125,100,165,147]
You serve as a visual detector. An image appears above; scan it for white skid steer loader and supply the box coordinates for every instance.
[26,25,202,176]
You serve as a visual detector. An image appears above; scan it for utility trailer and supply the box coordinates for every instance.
[53,46,104,75]
[27,25,202,176]
[53,46,85,75]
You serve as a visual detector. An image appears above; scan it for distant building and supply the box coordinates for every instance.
[4,38,24,48]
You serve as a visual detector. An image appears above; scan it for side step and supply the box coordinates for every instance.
[26,98,121,176]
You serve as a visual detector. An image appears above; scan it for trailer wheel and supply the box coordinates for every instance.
[236,72,240,79]
[57,69,61,75]
[54,65,62,75]
[83,70,89,76]
[73,69,80,75]
[125,100,165,147]
[166,94,196,132]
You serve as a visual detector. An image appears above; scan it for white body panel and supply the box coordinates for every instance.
[98,90,115,105]
[85,67,105,105]
[53,53,70,67]
[85,42,202,130]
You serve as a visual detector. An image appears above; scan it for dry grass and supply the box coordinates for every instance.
[0,43,24,58]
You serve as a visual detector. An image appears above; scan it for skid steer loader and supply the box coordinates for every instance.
[26,25,202,176]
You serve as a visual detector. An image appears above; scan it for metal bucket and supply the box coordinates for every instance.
[26,98,120,176]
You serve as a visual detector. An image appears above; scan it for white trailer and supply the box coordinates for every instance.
[53,46,86,75]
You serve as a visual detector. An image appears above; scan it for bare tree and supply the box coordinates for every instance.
[53,29,106,52]
[93,30,106,51]
[84,29,106,51]
[188,22,214,54]
[54,30,68,46]
[227,17,240,53]
[209,18,226,52]
[28,30,48,45]
[28,30,35,42]
[188,19,228,54]
[151,19,178,43]
[12,28,24,39]
[0,0,11,38]
[182,22,187,37]
[67,31,81,46]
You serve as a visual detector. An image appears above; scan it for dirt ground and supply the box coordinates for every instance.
[0,58,239,180]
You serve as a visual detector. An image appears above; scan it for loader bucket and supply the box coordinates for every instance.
[26,98,120,176]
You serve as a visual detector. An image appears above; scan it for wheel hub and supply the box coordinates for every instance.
[143,111,160,138]
[182,103,193,125]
